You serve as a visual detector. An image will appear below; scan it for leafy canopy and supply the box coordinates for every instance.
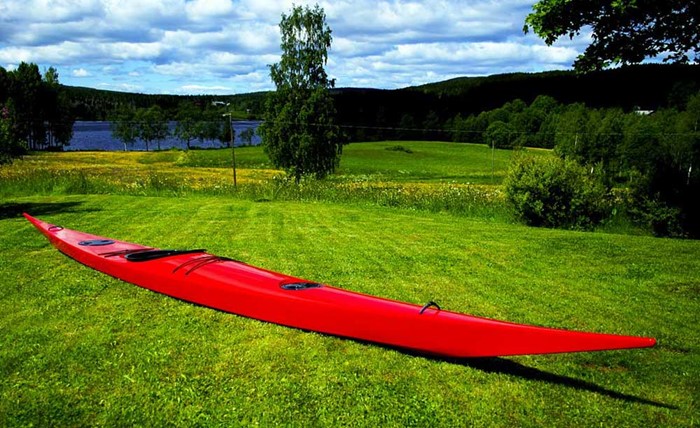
[110,106,139,151]
[259,4,344,182]
[525,0,700,71]
[0,103,23,164]
[136,106,169,151]
[0,62,75,161]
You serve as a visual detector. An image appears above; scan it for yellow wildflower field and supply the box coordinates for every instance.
[2,151,279,191]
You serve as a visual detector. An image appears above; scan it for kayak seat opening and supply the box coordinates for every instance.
[125,249,207,262]
[281,282,323,290]
[79,239,115,246]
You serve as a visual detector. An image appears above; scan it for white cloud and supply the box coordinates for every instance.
[0,0,103,22]
[100,41,166,61]
[0,0,584,93]
[185,0,235,21]
[179,84,231,93]
[72,68,90,77]
[153,62,198,76]
[0,47,33,64]
[97,82,145,93]
[101,0,187,28]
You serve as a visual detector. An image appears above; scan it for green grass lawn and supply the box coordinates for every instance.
[0,142,521,222]
[1,194,698,426]
[171,141,548,184]
[337,141,535,184]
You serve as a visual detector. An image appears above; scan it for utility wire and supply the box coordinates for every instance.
[7,118,700,138]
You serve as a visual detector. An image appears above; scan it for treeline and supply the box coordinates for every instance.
[5,62,698,158]
[332,64,699,142]
[0,63,75,161]
[557,95,699,238]
[414,64,699,111]
[64,86,266,121]
[481,92,699,237]
[110,103,228,151]
[59,64,700,144]
[448,93,698,176]
[109,102,257,151]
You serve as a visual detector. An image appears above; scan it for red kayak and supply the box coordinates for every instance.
[24,213,656,358]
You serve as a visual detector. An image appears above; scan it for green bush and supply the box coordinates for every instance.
[504,155,610,229]
[484,120,517,149]
[625,170,688,238]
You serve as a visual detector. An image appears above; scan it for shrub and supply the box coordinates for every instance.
[504,155,610,229]
[629,196,685,237]
[625,170,690,238]
[484,120,517,149]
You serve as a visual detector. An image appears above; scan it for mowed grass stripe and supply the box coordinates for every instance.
[1,194,697,426]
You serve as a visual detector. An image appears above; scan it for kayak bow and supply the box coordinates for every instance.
[24,213,656,358]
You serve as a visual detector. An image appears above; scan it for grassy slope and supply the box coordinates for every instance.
[162,141,539,184]
[1,194,698,427]
[3,142,528,190]
[337,141,533,184]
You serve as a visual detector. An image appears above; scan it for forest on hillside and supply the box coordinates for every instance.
[4,62,699,158]
[65,86,266,122]
[332,64,699,141]
[448,88,697,239]
[61,64,700,143]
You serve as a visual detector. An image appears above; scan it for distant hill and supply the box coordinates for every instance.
[330,64,699,140]
[63,64,699,141]
[63,85,268,121]
[409,63,699,112]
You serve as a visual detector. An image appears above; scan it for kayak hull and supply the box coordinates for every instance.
[24,213,656,358]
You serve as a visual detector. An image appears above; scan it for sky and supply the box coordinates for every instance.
[0,0,591,95]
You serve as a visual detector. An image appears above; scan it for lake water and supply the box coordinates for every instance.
[67,121,261,151]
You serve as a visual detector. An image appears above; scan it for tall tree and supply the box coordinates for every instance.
[553,103,592,160]
[525,0,700,72]
[43,66,59,86]
[219,115,235,148]
[201,109,229,148]
[137,106,169,151]
[0,67,9,102]
[239,127,255,146]
[174,102,199,150]
[11,63,45,149]
[259,4,344,182]
[0,101,25,164]
[110,105,139,151]
[42,67,74,149]
[484,121,517,149]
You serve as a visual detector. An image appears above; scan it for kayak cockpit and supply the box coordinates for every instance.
[79,239,116,246]
[123,249,207,262]
[281,282,323,290]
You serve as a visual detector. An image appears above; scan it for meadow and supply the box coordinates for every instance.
[1,142,698,426]
[0,142,525,220]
